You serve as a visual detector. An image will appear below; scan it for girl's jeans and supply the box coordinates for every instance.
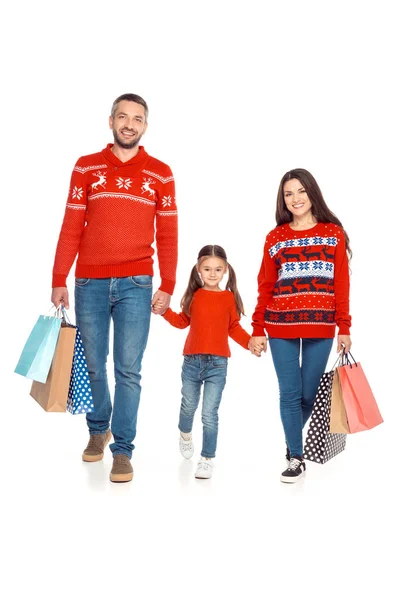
[179,354,228,458]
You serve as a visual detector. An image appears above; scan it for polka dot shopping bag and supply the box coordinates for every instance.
[67,327,94,415]
[303,369,346,464]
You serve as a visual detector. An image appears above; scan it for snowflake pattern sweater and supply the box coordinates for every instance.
[163,289,251,357]
[52,144,178,294]
[252,222,351,338]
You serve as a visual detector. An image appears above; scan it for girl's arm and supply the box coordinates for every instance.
[162,307,191,329]
[251,235,278,336]
[228,302,251,350]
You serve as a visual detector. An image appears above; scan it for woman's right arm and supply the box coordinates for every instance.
[162,308,191,329]
[251,235,278,336]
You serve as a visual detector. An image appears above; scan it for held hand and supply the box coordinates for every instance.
[249,336,267,357]
[51,287,69,309]
[152,290,171,315]
[337,334,352,354]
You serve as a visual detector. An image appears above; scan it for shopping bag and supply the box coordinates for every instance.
[67,327,94,415]
[329,368,350,433]
[30,324,77,412]
[15,310,62,383]
[303,370,347,464]
[337,353,383,433]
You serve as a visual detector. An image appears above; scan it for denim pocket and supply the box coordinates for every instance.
[212,357,228,368]
[183,355,194,364]
[75,278,90,286]
[130,275,153,288]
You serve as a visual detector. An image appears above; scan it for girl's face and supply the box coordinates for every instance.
[283,178,313,219]
[198,256,227,291]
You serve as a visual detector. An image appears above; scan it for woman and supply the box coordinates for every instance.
[249,168,352,483]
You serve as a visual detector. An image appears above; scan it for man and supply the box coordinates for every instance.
[51,93,178,482]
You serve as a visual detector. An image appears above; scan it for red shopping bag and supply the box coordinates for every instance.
[337,352,383,433]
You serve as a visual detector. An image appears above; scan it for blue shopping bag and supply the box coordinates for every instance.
[15,313,62,383]
[67,328,94,415]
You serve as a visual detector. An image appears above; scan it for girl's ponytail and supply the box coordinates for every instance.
[226,263,245,317]
[180,265,203,316]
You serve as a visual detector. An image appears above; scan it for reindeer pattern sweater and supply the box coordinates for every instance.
[252,222,351,338]
[163,289,251,357]
[52,145,178,294]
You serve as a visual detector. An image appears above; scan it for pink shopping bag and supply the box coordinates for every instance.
[337,353,383,433]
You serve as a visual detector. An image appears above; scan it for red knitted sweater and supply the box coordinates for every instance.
[252,222,351,338]
[163,289,251,357]
[52,144,178,294]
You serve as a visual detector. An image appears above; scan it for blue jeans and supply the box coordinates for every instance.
[268,338,333,458]
[75,276,152,458]
[179,354,228,458]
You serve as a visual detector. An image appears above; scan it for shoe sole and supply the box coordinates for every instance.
[280,471,306,484]
[82,430,112,462]
[195,472,212,479]
[110,472,134,483]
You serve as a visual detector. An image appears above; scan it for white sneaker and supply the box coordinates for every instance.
[195,458,214,479]
[179,435,194,459]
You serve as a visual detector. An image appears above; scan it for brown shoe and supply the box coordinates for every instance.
[82,430,112,462]
[110,454,134,483]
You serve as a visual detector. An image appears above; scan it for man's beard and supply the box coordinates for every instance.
[113,128,142,150]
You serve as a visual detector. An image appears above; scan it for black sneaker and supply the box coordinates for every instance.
[280,456,306,483]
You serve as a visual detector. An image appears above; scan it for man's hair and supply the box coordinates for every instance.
[111,94,149,121]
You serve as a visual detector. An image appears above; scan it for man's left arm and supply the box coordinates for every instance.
[152,166,178,314]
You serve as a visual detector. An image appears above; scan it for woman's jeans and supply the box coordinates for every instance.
[75,276,152,458]
[179,354,228,459]
[268,338,333,458]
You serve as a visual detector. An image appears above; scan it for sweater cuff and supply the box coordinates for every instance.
[252,326,266,337]
[159,279,175,295]
[162,308,173,320]
[52,274,67,288]
[338,325,351,335]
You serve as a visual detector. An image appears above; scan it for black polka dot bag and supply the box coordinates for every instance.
[303,369,346,464]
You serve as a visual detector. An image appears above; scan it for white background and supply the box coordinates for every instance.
[1,1,399,598]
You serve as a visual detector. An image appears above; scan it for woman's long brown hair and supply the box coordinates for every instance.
[276,168,352,258]
[181,245,245,317]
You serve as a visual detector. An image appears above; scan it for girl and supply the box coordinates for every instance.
[159,245,260,479]
[249,169,352,483]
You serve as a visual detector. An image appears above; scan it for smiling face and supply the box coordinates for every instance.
[109,100,148,150]
[198,256,227,291]
[283,178,313,220]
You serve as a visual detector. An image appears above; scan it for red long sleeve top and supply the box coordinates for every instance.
[252,222,351,338]
[52,144,178,294]
[163,289,251,357]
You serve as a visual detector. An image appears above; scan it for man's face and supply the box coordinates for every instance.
[109,100,148,149]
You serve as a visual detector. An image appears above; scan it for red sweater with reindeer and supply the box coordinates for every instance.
[252,222,351,338]
[52,144,178,294]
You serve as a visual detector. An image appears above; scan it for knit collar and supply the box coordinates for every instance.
[102,143,148,167]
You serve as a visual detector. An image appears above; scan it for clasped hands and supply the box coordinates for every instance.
[151,290,171,315]
[248,336,267,357]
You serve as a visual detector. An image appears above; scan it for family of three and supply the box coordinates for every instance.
[51,93,352,484]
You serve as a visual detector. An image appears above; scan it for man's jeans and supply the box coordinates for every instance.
[268,337,333,458]
[179,354,228,459]
[75,276,152,458]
